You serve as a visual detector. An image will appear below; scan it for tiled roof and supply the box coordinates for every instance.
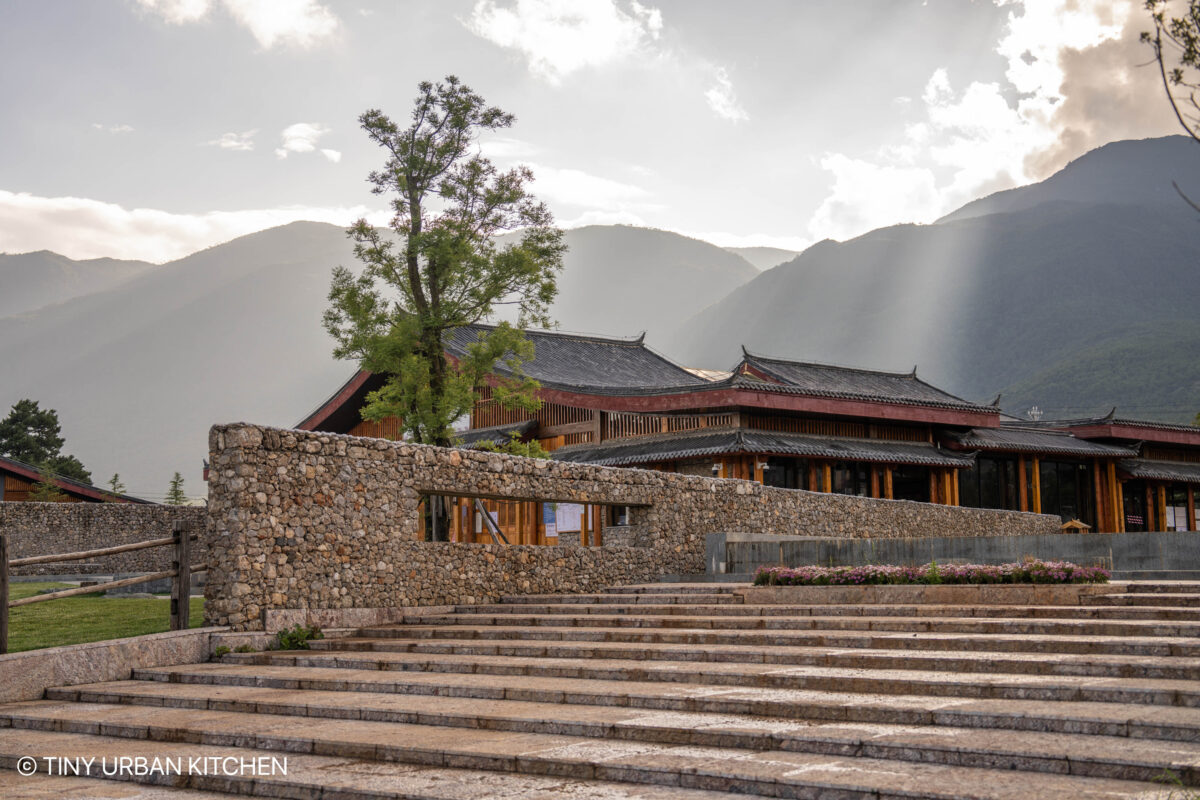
[445,325,707,393]
[456,420,537,448]
[948,426,1136,457]
[551,428,974,469]
[740,352,990,412]
[1119,459,1200,484]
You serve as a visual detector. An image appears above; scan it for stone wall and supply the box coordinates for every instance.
[0,503,206,576]
[204,423,1060,630]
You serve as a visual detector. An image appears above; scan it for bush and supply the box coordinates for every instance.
[753,560,1110,586]
[212,645,230,659]
[233,644,257,653]
[272,624,324,650]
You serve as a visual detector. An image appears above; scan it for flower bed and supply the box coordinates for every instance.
[753,560,1110,586]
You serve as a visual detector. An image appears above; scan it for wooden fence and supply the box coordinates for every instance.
[0,520,204,654]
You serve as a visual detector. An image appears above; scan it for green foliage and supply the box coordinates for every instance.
[471,429,550,459]
[29,464,68,502]
[233,644,258,653]
[0,399,91,483]
[107,473,126,495]
[1153,769,1200,800]
[212,645,231,659]
[165,471,187,505]
[324,75,565,446]
[273,624,324,651]
[926,559,942,585]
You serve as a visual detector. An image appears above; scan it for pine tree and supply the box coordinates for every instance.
[107,473,126,496]
[29,465,68,502]
[165,472,187,505]
[0,399,91,483]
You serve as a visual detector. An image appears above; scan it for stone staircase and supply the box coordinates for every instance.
[2,582,1200,798]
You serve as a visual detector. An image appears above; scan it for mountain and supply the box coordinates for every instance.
[0,251,153,318]
[724,246,801,271]
[665,136,1200,422]
[543,226,758,341]
[0,222,760,495]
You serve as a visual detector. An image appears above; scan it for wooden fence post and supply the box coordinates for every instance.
[1,533,9,655]
[170,519,190,631]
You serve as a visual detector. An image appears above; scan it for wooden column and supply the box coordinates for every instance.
[592,505,603,547]
[1031,458,1042,514]
[1146,486,1155,531]
[870,468,880,499]
[1093,461,1106,532]
[514,501,524,545]
[753,459,764,484]
[1185,484,1195,534]
[822,464,832,494]
[1109,464,1123,533]
[1158,486,1168,531]
[929,471,940,505]
[170,519,191,632]
[0,533,9,655]
[952,469,960,506]
[883,468,894,500]
[580,504,590,547]
[808,464,818,492]
[1017,459,1028,512]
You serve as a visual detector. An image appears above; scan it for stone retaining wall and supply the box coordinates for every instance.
[0,503,206,575]
[205,423,1060,630]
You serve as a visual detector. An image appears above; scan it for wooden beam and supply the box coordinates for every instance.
[539,421,594,437]
[1031,458,1041,514]
[580,504,589,547]
[170,519,191,631]
[1017,459,1028,512]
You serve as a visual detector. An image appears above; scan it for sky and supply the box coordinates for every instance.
[0,0,1183,263]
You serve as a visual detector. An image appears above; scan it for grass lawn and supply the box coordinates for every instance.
[6,581,204,653]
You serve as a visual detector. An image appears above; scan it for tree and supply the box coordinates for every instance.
[0,399,91,483]
[165,472,187,505]
[29,465,68,502]
[324,75,565,448]
[1144,0,1200,210]
[107,473,126,495]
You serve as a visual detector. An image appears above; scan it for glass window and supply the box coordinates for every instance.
[892,465,930,502]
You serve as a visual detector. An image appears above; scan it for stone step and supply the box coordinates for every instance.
[219,648,1200,716]
[451,605,1200,636]
[350,624,1200,679]
[603,583,747,594]
[1085,592,1200,607]
[499,593,743,605]
[132,662,1200,740]
[593,601,1200,621]
[35,680,1200,783]
[0,702,1176,798]
[304,635,1200,705]
[1113,581,1200,594]
[0,728,747,800]
[390,615,1200,656]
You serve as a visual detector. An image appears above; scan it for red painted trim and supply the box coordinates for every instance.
[1064,423,1200,448]
[297,370,373,431]
[535,386,998,427]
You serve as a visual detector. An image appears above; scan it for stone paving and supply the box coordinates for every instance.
[1,581,1198,798]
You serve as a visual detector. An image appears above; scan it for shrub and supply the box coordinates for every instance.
[212,645,231,659]
[753,560,1110,587]
[272,624,324,650]
[233,644,257,653]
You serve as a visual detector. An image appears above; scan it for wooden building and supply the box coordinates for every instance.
[0,454,148,503]
[298,325,1200,537]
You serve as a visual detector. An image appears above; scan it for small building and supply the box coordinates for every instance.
[0,454,148,503]
[298,325,1200,537]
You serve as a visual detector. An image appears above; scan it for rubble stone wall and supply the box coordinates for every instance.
[204,423,1060,630]
[0,503,206,575]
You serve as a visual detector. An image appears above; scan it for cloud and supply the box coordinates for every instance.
[135,0,339,49]
[705,67,748,123]
[206,130,256,150]
[0,189,384,263]
[92,123,135,134]
[463,0,663,84]
[804,0,1180,242]
[274,122,340,162]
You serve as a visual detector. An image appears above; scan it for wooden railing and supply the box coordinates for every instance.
[0,520,205,654]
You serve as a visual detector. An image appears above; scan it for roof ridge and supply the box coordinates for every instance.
[742,350,927,380]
